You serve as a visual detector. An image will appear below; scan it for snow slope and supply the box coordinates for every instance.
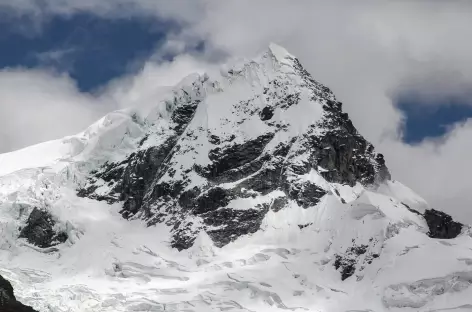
[0,44,471,312]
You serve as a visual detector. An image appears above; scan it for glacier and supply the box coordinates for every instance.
[0,44,471,312]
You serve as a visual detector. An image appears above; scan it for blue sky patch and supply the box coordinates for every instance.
[396,97,472,143]
[0,12,177,92]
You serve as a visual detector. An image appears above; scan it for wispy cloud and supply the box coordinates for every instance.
[33,47,77,71]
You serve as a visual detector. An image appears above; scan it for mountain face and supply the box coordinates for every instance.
[0,44,471,312]
[78,44,390,250]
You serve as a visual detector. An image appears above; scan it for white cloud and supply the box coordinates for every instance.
[101,53,219,108]
[379,120,472,222]
[0,69,113,152]
[0,0,205,26]
[1,1,472,222]
[33,48,77,71]
[0,53,215,153]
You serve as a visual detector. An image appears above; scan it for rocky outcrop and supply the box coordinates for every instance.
[78,46,391,250]
[424,209,463,239]
[200,132,275,181]
[334,245,368,281]
[0,274,38,312]
[334,244,380,281]
[19,208,67,248]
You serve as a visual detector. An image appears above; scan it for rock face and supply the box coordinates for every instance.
[19,208,68,248]
[78,44,391,250]
[334,243,380,281]
[0,275,38,312]
[424,209,463,239]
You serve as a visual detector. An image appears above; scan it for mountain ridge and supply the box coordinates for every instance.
[0,44,470,312]
[77,43,391,249]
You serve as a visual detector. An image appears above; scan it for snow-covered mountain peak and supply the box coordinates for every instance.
[74,44,392,251]
[268,42,295,62]
[0,44,471,312]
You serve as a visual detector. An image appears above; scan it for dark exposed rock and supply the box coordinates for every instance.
[334,244,369,280]
[401,205,462,239]
[79,91,201,218]
[271,196,289,212]
[424,209,463,239]
[298,223,313,229]
[171,100,200,134]
[19,208,67,248]
[278,93,301,109]
[169,206,270,250]
[195,154,270,184]
[238,165,283,195]
[178,186,201,211]
[204,132,275,179]
[120,139,178,216]
[195,140,294,186]
[203,206,269,247]
[290,61,390,186]
[170,234,196,251]
[0,274,14,305]
[194,187,234,215]
[305,127,389,187]
[334,255,357,281]
[401,202,422,215]
[208,135,221,145]
[260,106,274,121]
[333,238,383,281]
[273,140,296,157]
[285,181,326,209]
[77,160,126,203]
[0,274,39,312]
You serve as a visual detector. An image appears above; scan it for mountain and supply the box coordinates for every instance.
[0,44,471,312]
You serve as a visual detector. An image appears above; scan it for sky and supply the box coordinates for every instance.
[0,1,471,222]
